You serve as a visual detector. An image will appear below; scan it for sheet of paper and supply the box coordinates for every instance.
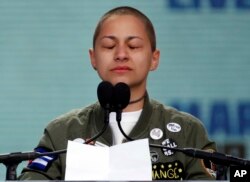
[65,138,152,181]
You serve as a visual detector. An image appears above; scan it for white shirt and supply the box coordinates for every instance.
[109,110,142,145]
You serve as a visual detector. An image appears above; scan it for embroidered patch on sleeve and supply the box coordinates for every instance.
[28,147,58,171]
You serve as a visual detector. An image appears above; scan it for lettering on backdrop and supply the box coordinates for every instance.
[170,101,250,136]
[167,0,250,10]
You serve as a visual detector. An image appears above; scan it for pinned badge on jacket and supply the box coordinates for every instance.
[150,151,159,163]
[166,122,181,132]
[150,128,163,140]
[162,138,178,156]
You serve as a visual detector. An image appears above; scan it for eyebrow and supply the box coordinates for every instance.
[100,35,143,41]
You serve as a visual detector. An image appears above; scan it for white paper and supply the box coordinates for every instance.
[65,139,152,181]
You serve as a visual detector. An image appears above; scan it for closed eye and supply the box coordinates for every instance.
[129,46,140,50]
[104,46,115,49]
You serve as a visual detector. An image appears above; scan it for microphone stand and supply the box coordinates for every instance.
[150,144,250,167]
[0,109,110,180]
[0,149,66,180]
[150,144,250,180]
[116,109,134,142]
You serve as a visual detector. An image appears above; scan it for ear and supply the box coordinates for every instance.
[150,49,160,71]
[89,48,97,70]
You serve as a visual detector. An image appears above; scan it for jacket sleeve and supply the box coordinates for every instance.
[184,116,217,180]
[18,127,63,180]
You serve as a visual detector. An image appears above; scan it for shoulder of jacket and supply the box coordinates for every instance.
[150,98,179,115]
[46,102,99,129]
[150,98,203,127]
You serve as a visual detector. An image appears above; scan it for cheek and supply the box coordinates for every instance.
[96,63,108,78]
[96,67,108,81]
[136,55,152,70]
[94,55,108,68]
[94,56,110,78]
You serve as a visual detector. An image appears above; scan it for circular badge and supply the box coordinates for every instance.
[150,128,163,140]
[166,122,181,132]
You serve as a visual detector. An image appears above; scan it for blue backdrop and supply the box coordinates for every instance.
[0,0,250,178]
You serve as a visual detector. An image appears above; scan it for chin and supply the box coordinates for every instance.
[110,80,130,86]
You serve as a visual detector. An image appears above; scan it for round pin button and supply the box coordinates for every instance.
[150,128,163,140]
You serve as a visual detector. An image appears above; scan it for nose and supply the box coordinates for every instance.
[114,45,128,62]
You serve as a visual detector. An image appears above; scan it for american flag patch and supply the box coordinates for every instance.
[28,147,57,171]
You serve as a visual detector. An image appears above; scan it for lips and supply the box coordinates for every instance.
[110,66,132,73]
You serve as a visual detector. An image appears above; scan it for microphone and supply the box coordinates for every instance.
[113,82,130,122]
[150,144,250,167]
[97,81,113,108]
[112,82,133,141]
[97,81,114,110]
[84,81,114,143]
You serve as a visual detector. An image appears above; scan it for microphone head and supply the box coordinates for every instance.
[97,81,114,109]
[113,82,130,110]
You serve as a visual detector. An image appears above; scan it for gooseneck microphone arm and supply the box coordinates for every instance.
[116,118,134,141]
[150,144,250,167]
[84,119,109,144]
[113,82,133,142]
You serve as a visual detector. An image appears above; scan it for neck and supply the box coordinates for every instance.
[123,91,146,112]
[129,92,146,105]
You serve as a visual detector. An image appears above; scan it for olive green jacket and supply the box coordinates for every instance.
[19,95,216,180]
